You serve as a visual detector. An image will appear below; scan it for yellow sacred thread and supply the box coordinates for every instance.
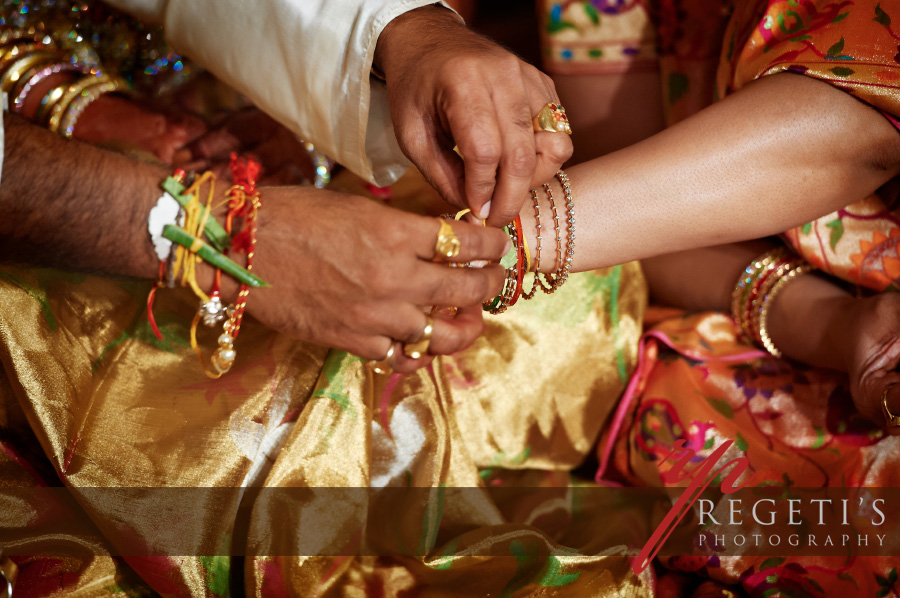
[172,171,225,304]
[172,171,229,378]
[190,311,224,380]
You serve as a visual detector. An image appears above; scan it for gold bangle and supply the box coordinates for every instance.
[757,263,814,358]
[59,76,130,138]
[746,257,797,345]
[35,82,68,125]
[729,247,789,337]
[0,42,42,66]
[46,73,110,134]
[0,50,56,94]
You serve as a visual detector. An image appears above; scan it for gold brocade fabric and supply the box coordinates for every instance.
[0,172,650,597]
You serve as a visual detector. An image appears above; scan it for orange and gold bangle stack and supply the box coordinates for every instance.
[730,247,814,357]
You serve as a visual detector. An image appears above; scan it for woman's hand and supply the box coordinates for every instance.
[238,187,508,373]
[183,108,320,185]
[73,95,206,165]
[844,293,900,432]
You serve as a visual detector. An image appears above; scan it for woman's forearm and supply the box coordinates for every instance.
[642,242,853,372]
[519,72,900,272]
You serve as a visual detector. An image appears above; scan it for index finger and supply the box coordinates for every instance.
[484,88,538,227]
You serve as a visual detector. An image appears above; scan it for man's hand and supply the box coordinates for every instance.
[243,187,509,373]
[2,115,508,375]
[374,5,572,227]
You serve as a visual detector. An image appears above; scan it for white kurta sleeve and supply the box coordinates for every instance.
[104,0,452,186]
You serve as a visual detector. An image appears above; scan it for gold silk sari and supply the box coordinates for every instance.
[0,168,649,596]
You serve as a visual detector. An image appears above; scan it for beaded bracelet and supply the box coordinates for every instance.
[535,170,576,294]
[521,188,544,299]
[482,169,577,312]
[555,170,576,284]
[540,180,564,290]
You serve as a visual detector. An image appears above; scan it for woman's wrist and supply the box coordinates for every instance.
[765,273,856,372]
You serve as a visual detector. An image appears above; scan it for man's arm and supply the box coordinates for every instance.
[102,0,444,186]
[1,114,162,277]
[103,0,570,225]
[0,114,511,372]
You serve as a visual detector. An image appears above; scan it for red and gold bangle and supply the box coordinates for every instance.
[506,216,526,308]
[484,221,521,314]
[730,247,789,339]
[731,247,813,355]
[741,255,791,340]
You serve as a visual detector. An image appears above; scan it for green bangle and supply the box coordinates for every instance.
[161,177,232,253]
[483,294,502,312]
[162,224,269,288]
[499,225,518,269]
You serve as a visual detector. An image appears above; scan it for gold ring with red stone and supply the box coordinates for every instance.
[532,102,572,135]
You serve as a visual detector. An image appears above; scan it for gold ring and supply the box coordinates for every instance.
[403,316,435,359]
[0,555,16,598]
[883,386,900,428]
[365,344,395,375]
[434,219,461,261]
[532,102,572,135]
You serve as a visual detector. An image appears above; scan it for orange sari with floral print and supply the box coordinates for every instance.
[546,0,900,595]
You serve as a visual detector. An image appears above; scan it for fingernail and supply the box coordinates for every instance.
[479,201,492,220]
[503,240,511,255]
